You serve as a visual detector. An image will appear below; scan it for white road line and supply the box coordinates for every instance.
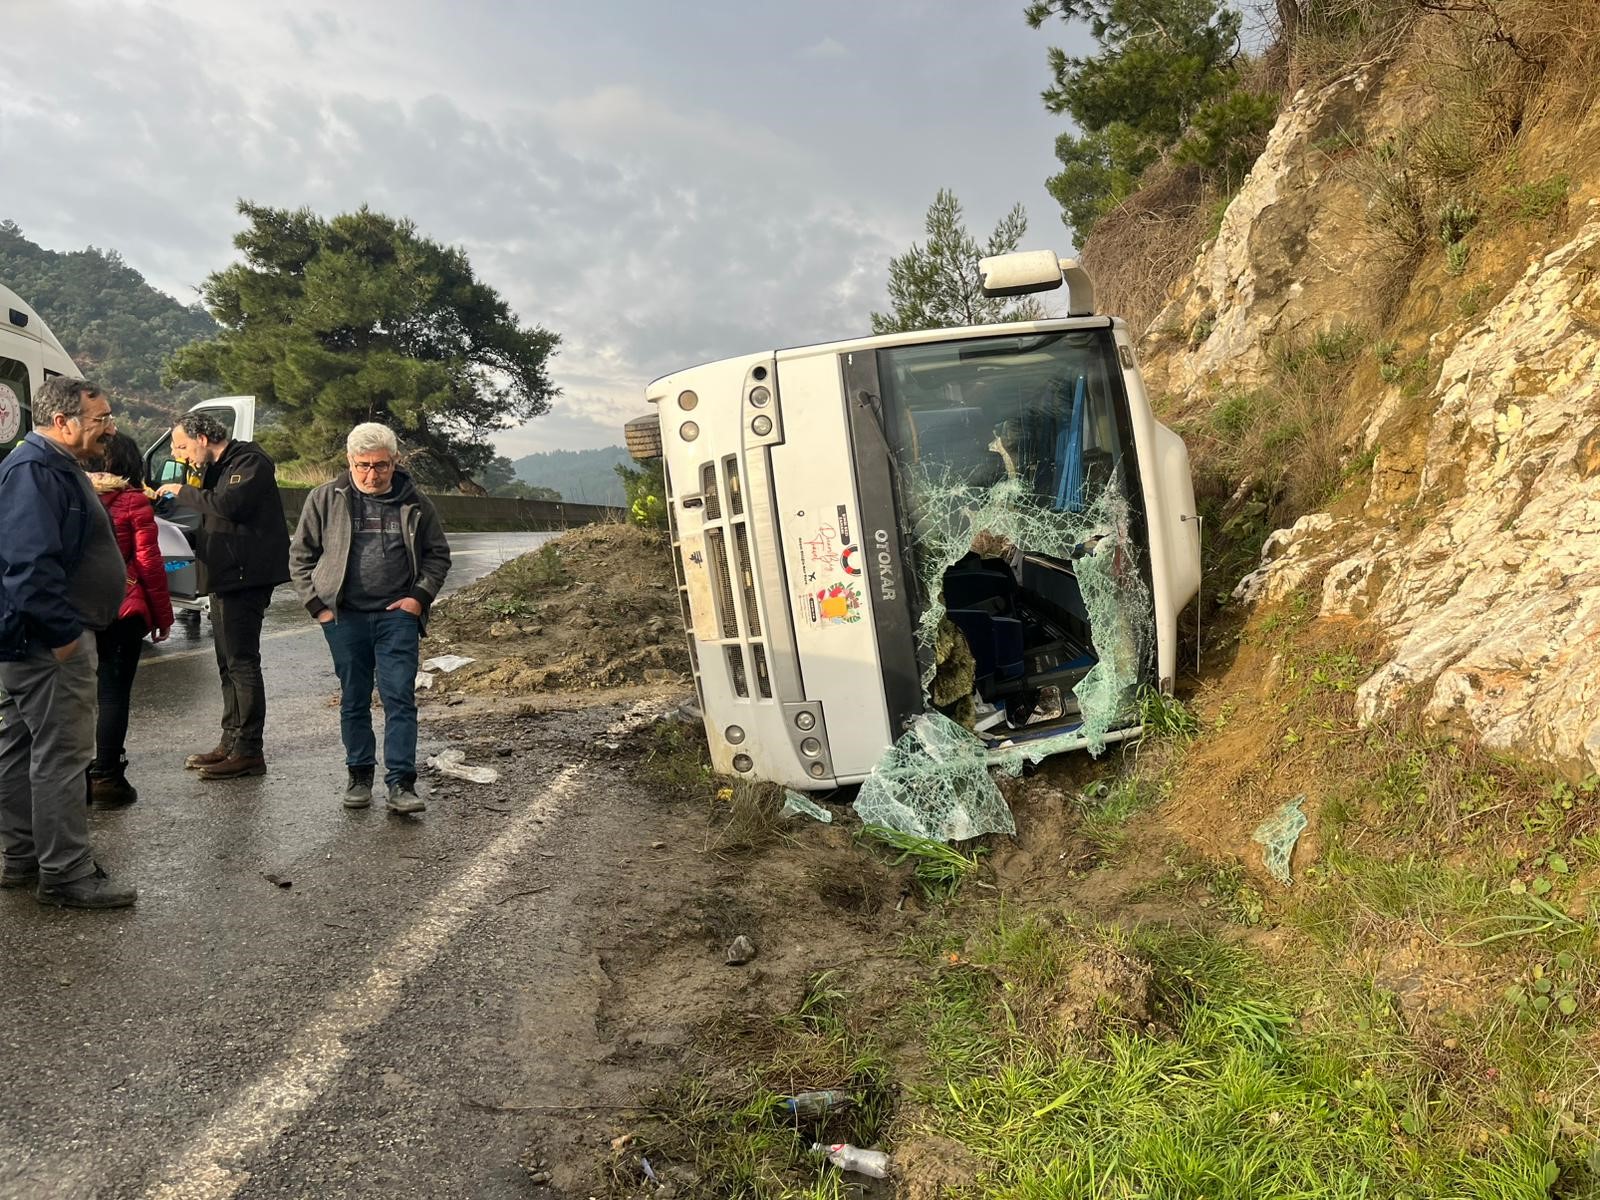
[140,703,649,1200]
[141,625,317,666]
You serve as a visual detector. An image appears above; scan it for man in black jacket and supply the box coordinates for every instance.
[156,411,290,779]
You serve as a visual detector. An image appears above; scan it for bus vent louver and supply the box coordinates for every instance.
[683,455,774,712]
[704,527,739,640]
[663,462,706,712]
[725,646,749,697]
[725,455,744,516]
[733,523,761,638]
[751,643,772,699]
[701,462,721,520]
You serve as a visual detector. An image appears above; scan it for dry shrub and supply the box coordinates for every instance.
[1283,0,1419,91]
[710,778,785,855]
[1177,320,1366,583]
[1493,0,1600,116]
[1078,161,1211,338]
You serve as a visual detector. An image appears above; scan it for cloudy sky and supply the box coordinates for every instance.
[2,0,1090,459]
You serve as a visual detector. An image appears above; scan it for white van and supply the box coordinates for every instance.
[1,283,256,621]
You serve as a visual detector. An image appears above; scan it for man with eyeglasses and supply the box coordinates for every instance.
[156,410,290,779]
[0,378,137,908]
[289,422,450,814]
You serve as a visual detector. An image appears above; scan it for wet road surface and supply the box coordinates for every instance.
[0,531,668,1199]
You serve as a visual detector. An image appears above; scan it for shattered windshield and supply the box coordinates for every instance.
[854,328,1156,840]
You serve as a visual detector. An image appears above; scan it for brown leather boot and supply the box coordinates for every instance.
[185,744,232,770]
[199,754,267,780]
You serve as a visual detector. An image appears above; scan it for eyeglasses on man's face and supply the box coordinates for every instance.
[351,460,395,475]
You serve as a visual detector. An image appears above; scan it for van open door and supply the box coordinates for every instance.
[146,396,258,619]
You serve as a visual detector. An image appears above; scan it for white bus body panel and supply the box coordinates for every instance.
[766,348,893,778]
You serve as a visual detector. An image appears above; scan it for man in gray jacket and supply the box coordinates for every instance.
[289,423,451,814]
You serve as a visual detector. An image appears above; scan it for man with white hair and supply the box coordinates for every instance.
[289,423,451,813]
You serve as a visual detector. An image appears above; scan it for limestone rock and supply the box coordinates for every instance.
[1142,60,1432,400]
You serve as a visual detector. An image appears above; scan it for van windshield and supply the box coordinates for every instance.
[876,329,1134,515]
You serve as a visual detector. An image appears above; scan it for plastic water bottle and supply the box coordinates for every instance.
[780,1090,853,1120]
[813,1142,890,1178]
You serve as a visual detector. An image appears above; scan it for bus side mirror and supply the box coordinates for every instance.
[978,250,1096,317]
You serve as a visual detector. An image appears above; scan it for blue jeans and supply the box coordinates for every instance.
[321,609,421,787]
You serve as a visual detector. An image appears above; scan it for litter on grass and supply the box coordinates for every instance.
[781,790,834,824]
[1252,795,1308,886]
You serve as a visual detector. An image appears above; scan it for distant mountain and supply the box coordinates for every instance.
[0,219,218,443]
[512,445,631,506]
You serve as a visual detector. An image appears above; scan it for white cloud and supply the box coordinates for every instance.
[3,0,1089,457]
[796,36,849,61]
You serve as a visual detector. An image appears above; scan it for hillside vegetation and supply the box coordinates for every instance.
[0,219,216,442]
[511,444,631,507]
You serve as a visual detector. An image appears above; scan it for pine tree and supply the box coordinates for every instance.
[168,202,560,485]
[870,190,1048,334]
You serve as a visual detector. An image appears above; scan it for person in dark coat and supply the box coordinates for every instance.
[155,411,289,780]
[0,378,137,908]
[87,432,174,806]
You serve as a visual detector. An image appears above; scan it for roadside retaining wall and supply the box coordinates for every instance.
[277,487,624,532]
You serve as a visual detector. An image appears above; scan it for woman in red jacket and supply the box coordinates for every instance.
[89,432,174,806]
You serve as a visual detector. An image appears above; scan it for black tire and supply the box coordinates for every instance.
[625,413,663,462]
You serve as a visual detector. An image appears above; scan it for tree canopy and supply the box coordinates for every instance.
[1026,0,1272,242]
[509,445,631,506]
[870,190,1048,334]
[168,202,560,484]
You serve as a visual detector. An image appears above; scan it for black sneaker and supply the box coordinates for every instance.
[345,766,375,809]
[36,865,137,910]
[386,777,425,815]
[90,766,139,807]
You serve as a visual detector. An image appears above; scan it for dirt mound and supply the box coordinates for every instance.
[427,524,690,696]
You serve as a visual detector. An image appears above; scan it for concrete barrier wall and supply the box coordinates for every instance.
[278,487,624,532]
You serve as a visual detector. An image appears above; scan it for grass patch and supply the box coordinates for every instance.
[637,717,716,800]
[905,921,1595,1198]
[1504,174,1571,223]
[712,779,787,855]
[475,543,569,616]
[862,826,986,902]
[1457,281,1495,319]
[1076,777,1164,863]
[1138,687,1200,743]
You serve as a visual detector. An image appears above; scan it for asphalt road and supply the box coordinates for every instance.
[0,531,667,1200]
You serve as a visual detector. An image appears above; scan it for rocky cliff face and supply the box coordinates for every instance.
[1140,32,1600,776]
[1141,58,1430,400]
